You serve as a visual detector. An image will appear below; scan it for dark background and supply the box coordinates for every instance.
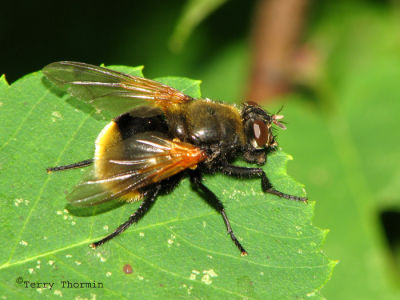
[0,0,254,83]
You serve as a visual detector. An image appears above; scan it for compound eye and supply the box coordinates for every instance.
[252,120,268,147]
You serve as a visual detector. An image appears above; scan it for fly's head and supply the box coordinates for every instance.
[241,102,286,164]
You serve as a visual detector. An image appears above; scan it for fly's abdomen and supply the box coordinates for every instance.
[94,106,169,201]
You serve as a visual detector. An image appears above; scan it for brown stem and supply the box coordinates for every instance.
[246,0,309,103]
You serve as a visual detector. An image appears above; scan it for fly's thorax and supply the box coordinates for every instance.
[165,99,245,149]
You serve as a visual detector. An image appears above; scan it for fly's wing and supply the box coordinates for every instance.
[67,134,206,206]
[43,61,193,117]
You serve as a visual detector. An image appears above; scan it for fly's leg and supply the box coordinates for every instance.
[221,165,307,202]
[190,171,248,256]
[47,159,93,173]
[91,185,161,248]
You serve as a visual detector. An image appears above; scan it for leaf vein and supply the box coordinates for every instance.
[6,111,93,264]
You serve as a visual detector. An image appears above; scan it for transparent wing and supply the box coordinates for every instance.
[43,61,193,116]
[66,165,118,206]
[68,134,206,206]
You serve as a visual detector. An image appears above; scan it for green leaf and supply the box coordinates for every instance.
[276,3,400,299]
[0,65,334,299]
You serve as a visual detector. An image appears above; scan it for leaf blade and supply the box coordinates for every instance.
[0,65,334,299]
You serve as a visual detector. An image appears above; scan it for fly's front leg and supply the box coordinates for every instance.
[221,165,307,202]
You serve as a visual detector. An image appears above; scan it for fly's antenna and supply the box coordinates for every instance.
[272,114,286,130]
[276,105,284,115]
[272,105,286,130]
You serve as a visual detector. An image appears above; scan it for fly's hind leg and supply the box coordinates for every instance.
[47,159,93,173]
[221,165,307,202]
[91,185,162,248]
[190,171,248,256]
